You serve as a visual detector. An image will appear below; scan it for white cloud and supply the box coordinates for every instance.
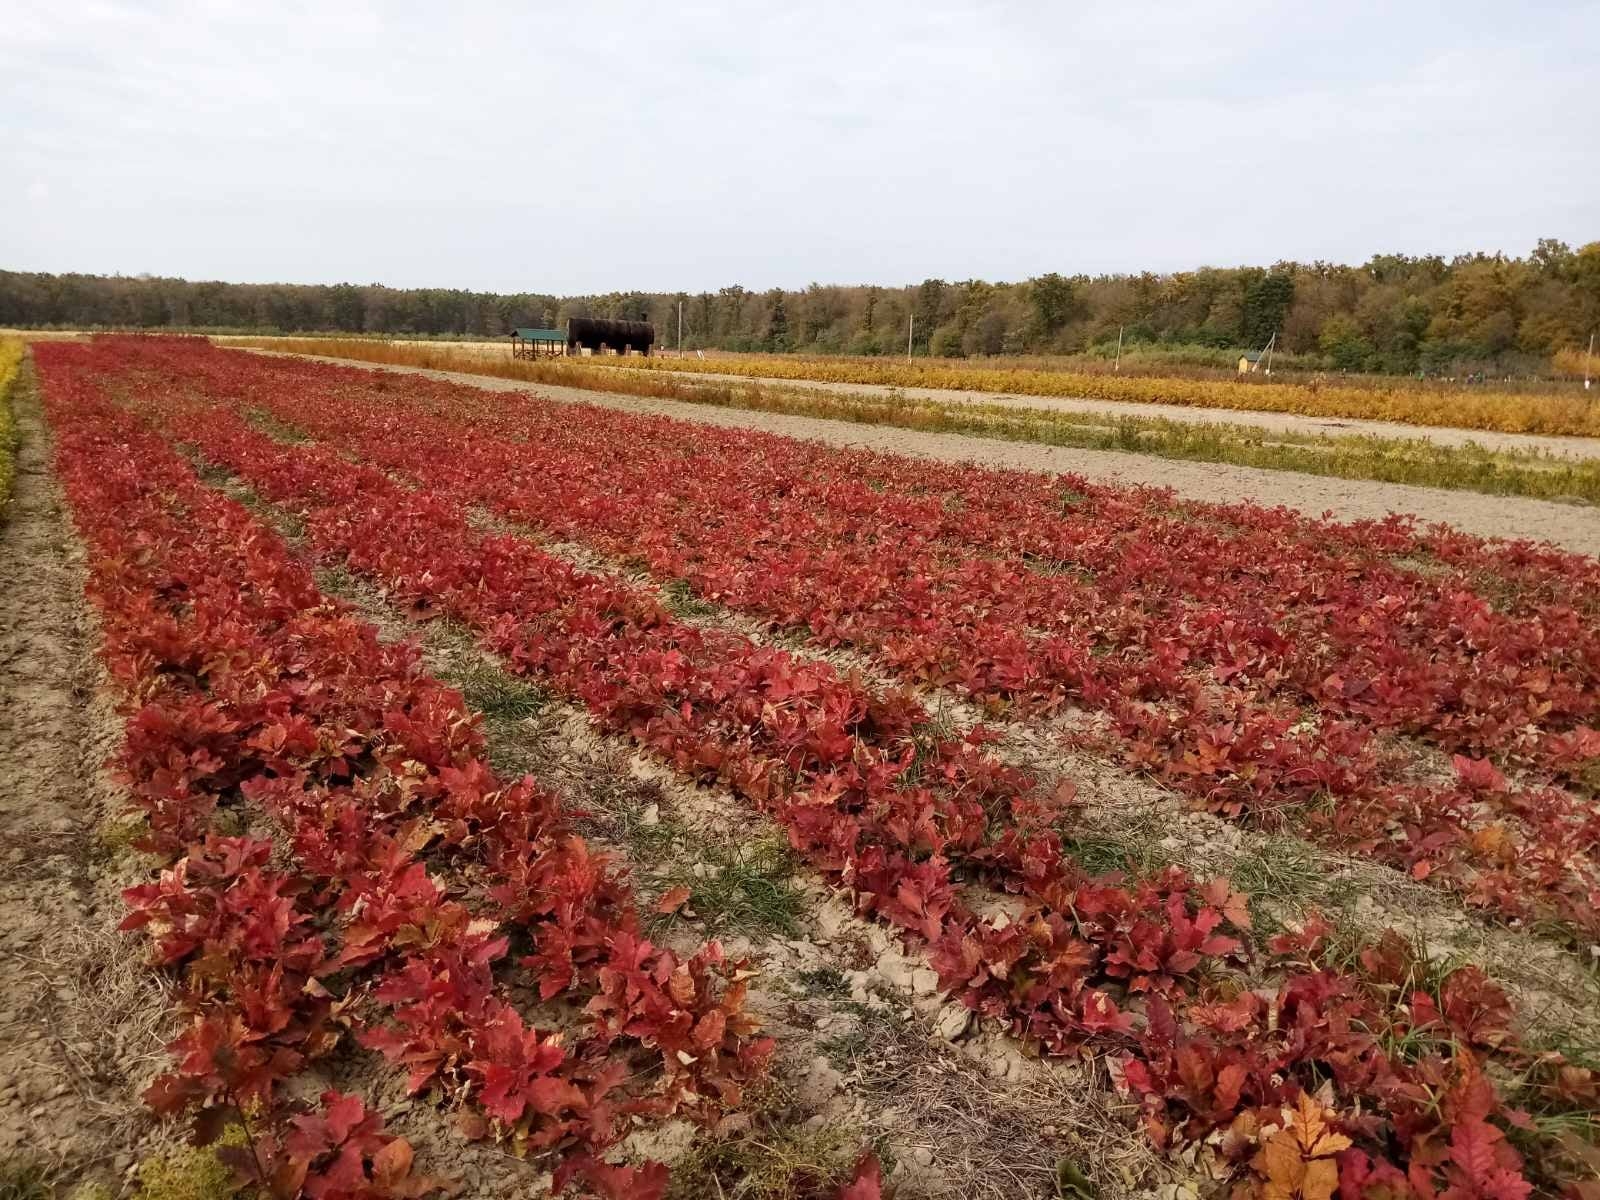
[1,0,1595,292]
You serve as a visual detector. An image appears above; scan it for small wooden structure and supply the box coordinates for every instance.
[1239,332,1277,375]
[511,327,566,359]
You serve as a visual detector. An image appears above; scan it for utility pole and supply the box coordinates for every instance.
[1264,330,1277,377]
[678,300,684,353]
[907,312,914,361]
[1586,331,1595,391]
[1114,325,1124,372]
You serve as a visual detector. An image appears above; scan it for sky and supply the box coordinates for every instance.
[2,0,1596,295]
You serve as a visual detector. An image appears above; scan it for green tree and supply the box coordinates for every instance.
[328,283,364,332]
[913,279,948,351]
[1026,273,1079,341]
[1319,314,1374,371]
[1573,242,1600,332]
[1242,270,1295,347]
[929,324,964,357]
[1530,238,1573,277]
[763,291,791,352]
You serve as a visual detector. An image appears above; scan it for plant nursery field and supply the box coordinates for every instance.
[222,338,1600,512]
[595,351,1600,438]
[2,336,1599,1200]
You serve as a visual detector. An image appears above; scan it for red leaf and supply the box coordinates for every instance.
[838,1153,884,1200]
[656,885,693,915]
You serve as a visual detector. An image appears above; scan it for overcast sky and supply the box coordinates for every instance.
[3,1,1595,294]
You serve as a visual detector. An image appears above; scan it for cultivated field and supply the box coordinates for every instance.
[2,336,1599,1199]
[583,351,1600,437]
[253,340,1598,437]
[221,338,1600,510]
[225,341,1600,554]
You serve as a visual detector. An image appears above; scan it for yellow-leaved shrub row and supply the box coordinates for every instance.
[605,353,1600,438]
[0,338,23,519]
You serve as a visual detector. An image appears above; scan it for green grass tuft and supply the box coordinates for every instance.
[660,578,718,619]
[0,1160,50,1200]
[665,1104,862,1200]
[135,1127,250,1200]
[797,966,849,998]
[655,838,805,939]
[455,660,548,723]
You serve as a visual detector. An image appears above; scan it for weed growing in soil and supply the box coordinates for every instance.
[661,577,718,619]
[1061,810,1172,878]
[817,1002,893,1070]
[0,1160,49,1200]
[1227,834,1338,929]
[619,808,683,861]
[654,837,805,938]
[314,563,359,596]
[133,1128,249,1200]
[797,966,849,998]
[665,1099,862,1200]
[241,408,312,444]
[453,658,548,722]
[1052,1158,1099,1200]
[93,811,151,865]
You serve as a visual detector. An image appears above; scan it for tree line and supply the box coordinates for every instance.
[3,238,1597,374]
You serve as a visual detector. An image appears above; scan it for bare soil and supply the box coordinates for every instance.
[261,353,1600,557]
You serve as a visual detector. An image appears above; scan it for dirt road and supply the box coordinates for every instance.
[581,362,1600,461]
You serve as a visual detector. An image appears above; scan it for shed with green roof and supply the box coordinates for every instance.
[511,327,566,358]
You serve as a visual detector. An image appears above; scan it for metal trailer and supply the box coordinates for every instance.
[565,316,654,356]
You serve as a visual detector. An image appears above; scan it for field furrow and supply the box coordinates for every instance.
[41,337,1600,1198]
[33,343,782,1199]
[207,458,1123,1198]
[179,346,1600,952]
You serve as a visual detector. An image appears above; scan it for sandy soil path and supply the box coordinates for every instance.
[258,352,1600,557]
[577,362,1600,460]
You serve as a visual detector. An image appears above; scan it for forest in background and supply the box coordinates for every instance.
[4,238,1598,376]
